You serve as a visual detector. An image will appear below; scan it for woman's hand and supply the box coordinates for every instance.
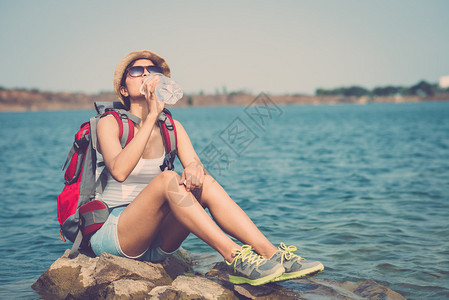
[141,75,165,117]
[180,161,205,193]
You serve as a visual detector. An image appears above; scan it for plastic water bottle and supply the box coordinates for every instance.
[140,73,183,105]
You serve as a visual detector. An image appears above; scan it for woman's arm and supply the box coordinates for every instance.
[97,113,160,182]
[97,77,164,182]
[175,120,207,192]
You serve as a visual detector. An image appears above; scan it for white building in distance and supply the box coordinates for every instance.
[440,76,449,89]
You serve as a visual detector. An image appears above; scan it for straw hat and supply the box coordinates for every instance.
[114,50,171,105]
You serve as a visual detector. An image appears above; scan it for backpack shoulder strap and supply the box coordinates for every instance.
[158,109,177,171]
[94,101,141,135]
[91,106,141,150]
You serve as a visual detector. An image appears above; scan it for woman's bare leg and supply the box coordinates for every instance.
[199,175,278,258]
[117,171,239,262]
[158,212,190,253]
[154,176,279,258]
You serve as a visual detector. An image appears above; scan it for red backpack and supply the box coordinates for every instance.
[58,102,177,258]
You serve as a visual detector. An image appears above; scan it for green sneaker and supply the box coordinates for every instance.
[226,245,285,286]
[269,243,324,282]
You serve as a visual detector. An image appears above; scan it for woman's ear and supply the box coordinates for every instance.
[120,86,129,97]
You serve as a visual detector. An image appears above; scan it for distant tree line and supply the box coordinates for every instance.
[315,80,449,97]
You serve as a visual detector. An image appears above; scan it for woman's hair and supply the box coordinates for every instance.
[120,60,134,110]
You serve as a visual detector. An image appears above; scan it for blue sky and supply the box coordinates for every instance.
[1,0,448,95]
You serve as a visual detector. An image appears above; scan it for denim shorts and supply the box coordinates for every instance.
[90,206,173,263]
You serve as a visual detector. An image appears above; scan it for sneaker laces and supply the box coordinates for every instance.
[278,242,303,264]
[231,245,266,271]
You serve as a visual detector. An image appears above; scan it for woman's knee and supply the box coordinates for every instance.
[143,171,181,201]
[202,174,220,194]
[158,170,180,180]
[157,170,187,200]
[199,174,220,207]
[203,174,216,186]
[156,170,180,187]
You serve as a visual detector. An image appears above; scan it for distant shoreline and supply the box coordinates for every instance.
[0,88,448,112]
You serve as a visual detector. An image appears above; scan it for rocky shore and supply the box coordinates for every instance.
[32,249,406,299]
[1,88,447,112]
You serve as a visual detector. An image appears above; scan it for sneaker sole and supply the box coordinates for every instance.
[271,263,324,282]
[229,266,285,286]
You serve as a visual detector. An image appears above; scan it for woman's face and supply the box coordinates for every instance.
[121,58,155,99]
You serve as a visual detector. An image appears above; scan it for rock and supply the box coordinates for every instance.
[101,279,155,300]
[32,249,191,299]
[277,278,406,300]
[94,253,172,286]
[322,279,406,300]
[33,250,405,299]
[160,248,193,280]
[32,250,99,299]
[148,275,237,299]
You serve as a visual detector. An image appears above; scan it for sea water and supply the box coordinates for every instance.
[0,101,448,299]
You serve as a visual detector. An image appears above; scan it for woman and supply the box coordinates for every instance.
[90,50,323,286]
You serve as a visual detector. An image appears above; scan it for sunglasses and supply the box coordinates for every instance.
[127,65,162,77]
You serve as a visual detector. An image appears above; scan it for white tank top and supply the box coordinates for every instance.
[96,153,164,208]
